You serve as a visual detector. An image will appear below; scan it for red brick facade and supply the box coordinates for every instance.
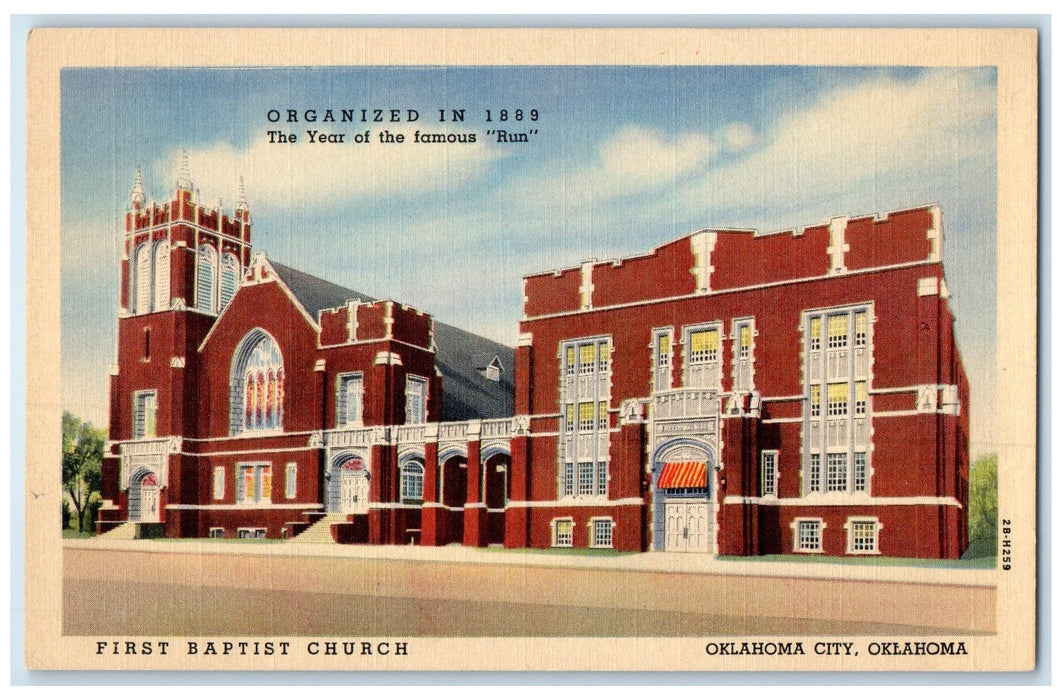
[98,171,969,558]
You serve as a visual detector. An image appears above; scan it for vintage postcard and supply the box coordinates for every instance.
[24,27,1038,672]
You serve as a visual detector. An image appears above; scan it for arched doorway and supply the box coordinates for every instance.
[128,469,160,523]
[650,439,716,553]
[481,446,511,545]
[438,447,469,544]
[329,453,370,514]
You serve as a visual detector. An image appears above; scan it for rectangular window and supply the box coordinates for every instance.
[208,527,224,539]
[213,466,225,500]
[761,451,778,497]
[689,328,719,363]
[238,527,267,539]
[653,329,672,391]
[733,319,754,392]
[848,519,879,553]
[578,402,595,432]
[854,381,867,415]
[827,453,848,492]
[854,311,868,347]
[795,520,823,552]
[853,452,868,492]
[285,462,297,499]
[809,454,821,493]
[133,390,157,439]
[685,324,722,390]
[810,385,821,417]
[558,337,611,499]
[577,462,594,496]
[553,519,574,547]
[236,464,272,504]
[591,519,613,548]
[827,313,848,348]
[336,373,364,427]
[810,316,822,351]
[579,343,596,374]
[404,375,427,424]
[827,383,849,416]
[597,402,609,430]
[596,462,608,496]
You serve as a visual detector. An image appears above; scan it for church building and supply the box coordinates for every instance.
[97,160,970,558]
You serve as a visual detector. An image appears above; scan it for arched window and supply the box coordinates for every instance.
[153,240,170,312]
[400,459,424,503]
[133,243,151,314]
[219,253,239,310]
[196,244,218,314]
[230,330,284,434]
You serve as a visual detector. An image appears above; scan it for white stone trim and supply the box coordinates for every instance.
[917,277,939,297]
[791,517,826,553]
[374,351,403,366]
[509,497,644,508]
[166,503,323,510]
[826,216,849,274]
[845,515,884,555]
[579,260,595,310]
[726,494,962,508]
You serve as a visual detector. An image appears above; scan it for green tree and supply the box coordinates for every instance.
[968,454,998,544]
[62,411,105,533]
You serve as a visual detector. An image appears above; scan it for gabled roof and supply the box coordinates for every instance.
[270,260,515,422]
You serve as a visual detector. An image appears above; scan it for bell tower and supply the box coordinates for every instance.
[100,154,254,532]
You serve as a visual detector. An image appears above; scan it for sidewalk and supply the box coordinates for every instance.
[64,537,997,588]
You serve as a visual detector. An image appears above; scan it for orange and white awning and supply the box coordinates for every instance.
[657,461,708,489]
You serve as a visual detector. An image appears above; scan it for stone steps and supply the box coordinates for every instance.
[291,514,348,544]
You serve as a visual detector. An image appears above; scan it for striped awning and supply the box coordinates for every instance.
[657,461,708,489]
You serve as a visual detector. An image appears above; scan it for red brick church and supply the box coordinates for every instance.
[97,160,970,558]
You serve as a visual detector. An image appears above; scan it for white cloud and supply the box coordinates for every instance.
[149,124,506,210]
[594,125,718,191]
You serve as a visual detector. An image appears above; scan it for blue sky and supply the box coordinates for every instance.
[61,65,998,455]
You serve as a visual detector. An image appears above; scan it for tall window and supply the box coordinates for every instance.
[133,390,157,438]
[847,518,881,554]
[732,318,755,392]
[230,330,284,434]
[761,451,778,497]
[401,459,424,502]
[591,518,614,548]
[197,244,218,314]
[336,373,364,427]
[152,240,170,311]
[134,243,152,314]
[405,375,427,424]
[558,337,611,498]
[652,328,672,392]
[684,323,722,390]
[219,253,239,310]
[285,463,297,499]
[213,466,225,500]
[803,305,872,495]
[237,464,271,504]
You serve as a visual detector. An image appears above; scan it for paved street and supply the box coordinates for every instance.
[63,541,995,637]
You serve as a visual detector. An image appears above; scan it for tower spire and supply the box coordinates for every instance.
[130,166,145,208]
[235,176,248,213]
[176,150,194,191]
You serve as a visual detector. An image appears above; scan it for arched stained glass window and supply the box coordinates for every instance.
[230,330,284,434]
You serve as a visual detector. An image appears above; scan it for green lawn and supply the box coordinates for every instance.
[718,543,996,570]
[485,547,635,558]
[61,529,96,539]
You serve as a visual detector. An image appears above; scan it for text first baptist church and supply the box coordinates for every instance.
[96,160,971,559]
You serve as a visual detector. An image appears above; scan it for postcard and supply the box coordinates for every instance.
[24,26,1038,672]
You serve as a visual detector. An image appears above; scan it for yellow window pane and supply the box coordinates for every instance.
[810,316,822,337]
[658,334,670,354]
[828,383,848,402]
[557,521,573,537]
[565,404,574,419]
[599,343,609,361]
[566,347,575,365]
[580,344,595,364]
[855,311,868,335]
[691,329,719,352]
[856,381,867,401]
[828,314,848,337]
[741,324,752,347]
[811,385,820,402]
[598,402,608,418]
[261,466,272,498]
[579,402,594,421]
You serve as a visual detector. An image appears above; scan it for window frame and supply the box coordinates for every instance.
[551,518,575,548]
[682,322,723,390]
[761,450,779,498]
[589,518,614,549]
[336,372,365,428]
[845,517,882,555]
[132,390,157,439]
[235,463,272,505]
[213,466,225,500]
[400,459,425,503]
[404,375,428,425]
[285,462,297,500]
[792,518,825,553]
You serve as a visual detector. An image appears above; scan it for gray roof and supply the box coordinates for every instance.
[270,260,515,421]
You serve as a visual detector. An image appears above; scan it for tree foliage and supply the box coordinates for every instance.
[62,411,105,533]
[968,454,998,543]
